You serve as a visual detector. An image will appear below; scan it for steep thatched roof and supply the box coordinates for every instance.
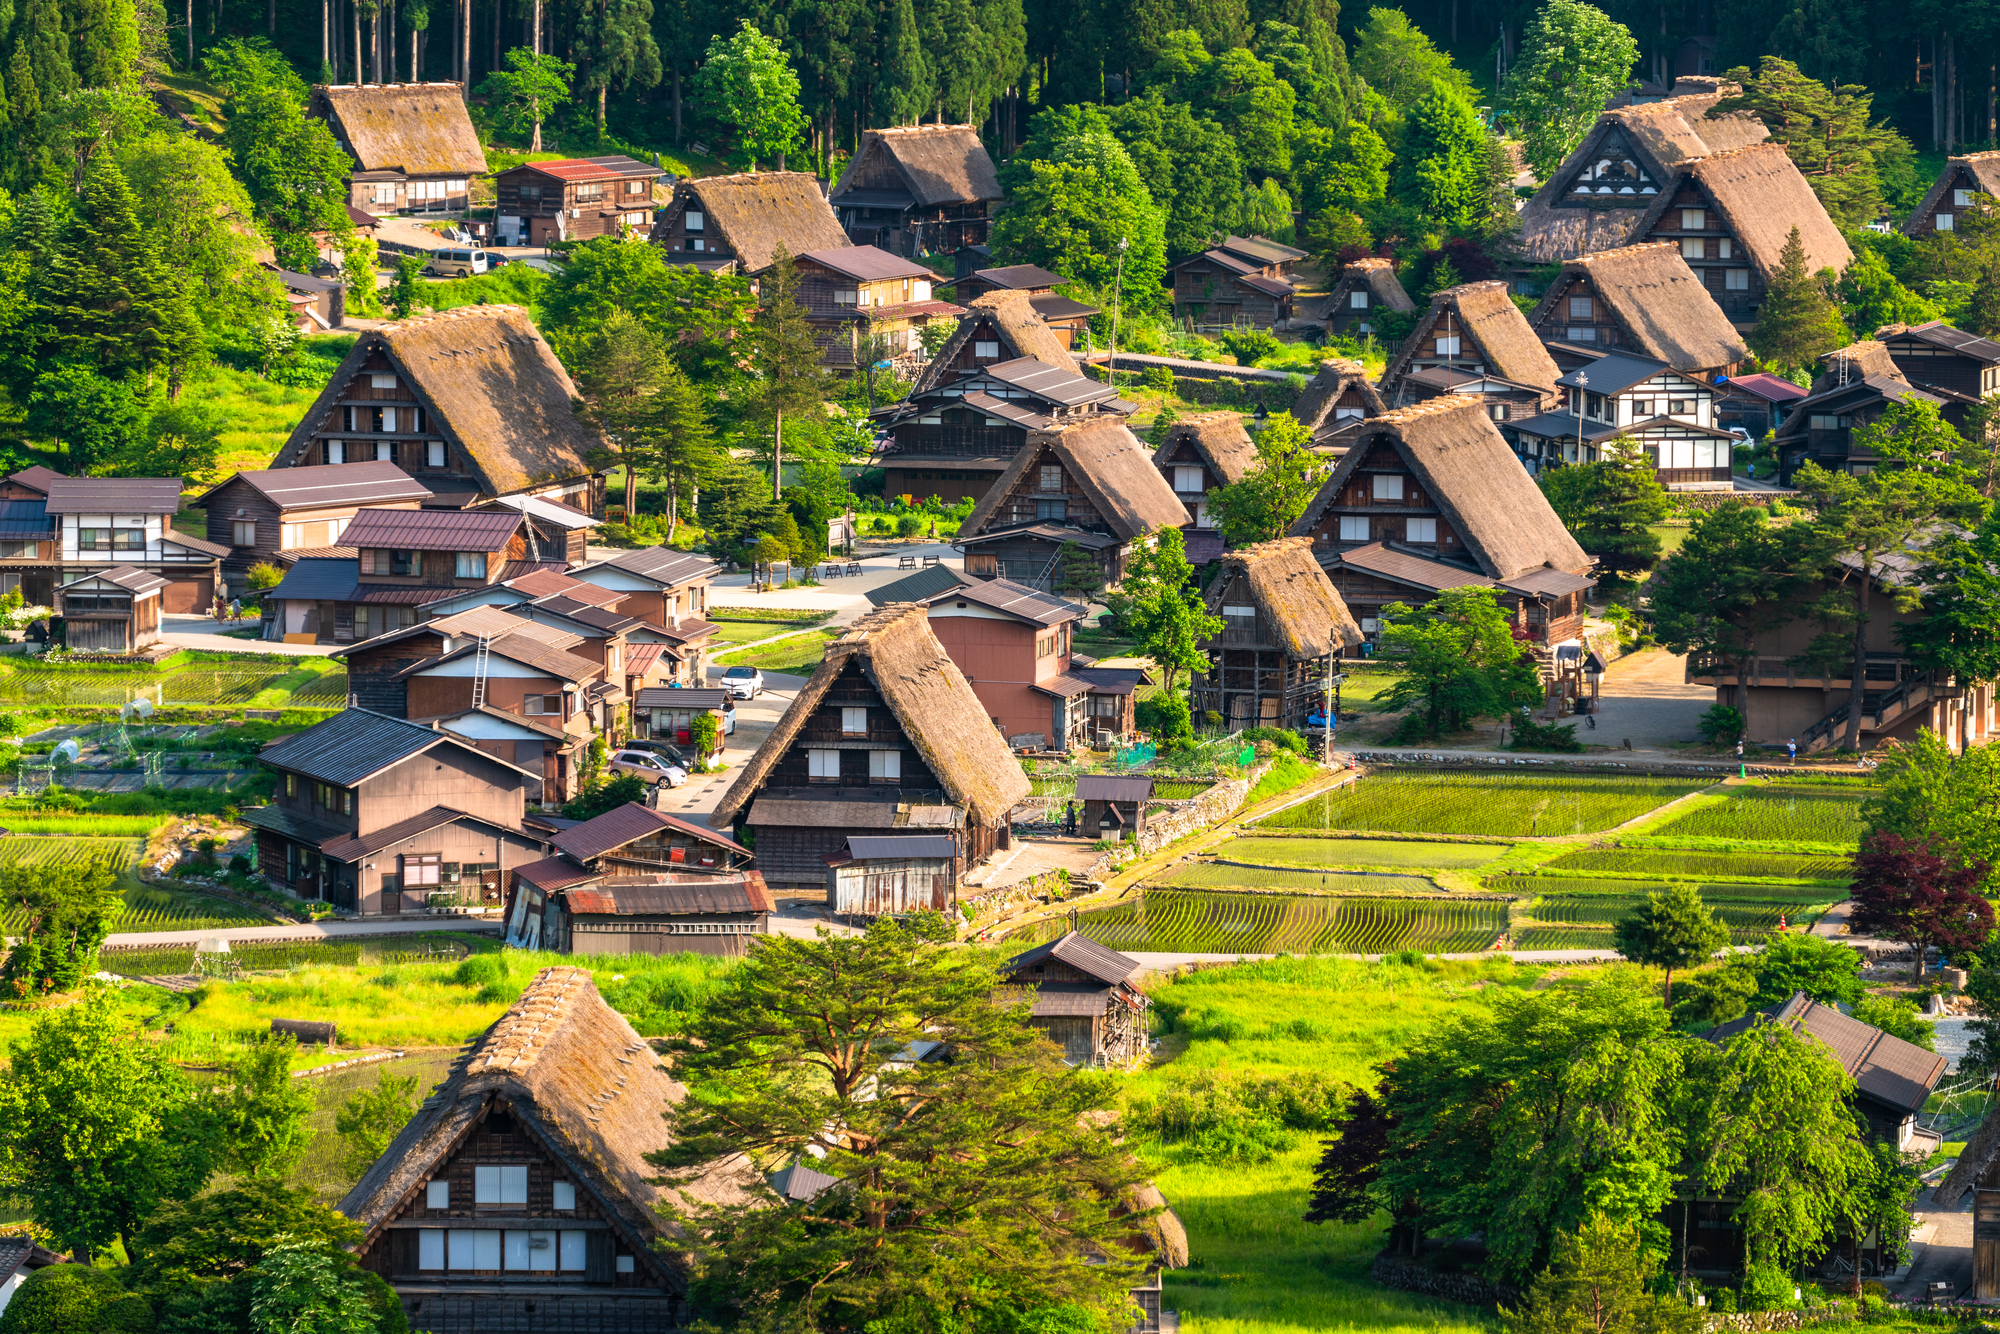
[830,125,1003,207]
[276,306,603,497]
[912,290,1075,393]
[1211,537,1362,658]
[1939,1101,2000,1207]
[310,84,487,177]
[710,605,1031,828]
[1678,145,1851,279]
[1290,398,1590,580]
[338,967,759,1283]
[1381,282,1560,398]
[1517,88,1768,261]
[1152,412,1258,485]
[670,172,850,274]
[1329,257,1415,313]
[1290,360,1388,433]
[1904,150,2000,236]
[1529,242,1747,373]
[960,419,1189,543]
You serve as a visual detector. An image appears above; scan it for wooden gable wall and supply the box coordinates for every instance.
[1299,445,1468,559]
[346,629,449,715]
[1637,179,1757,322]
[284,345,489,496]
[981,442,1111,533]
[760,657,946,793]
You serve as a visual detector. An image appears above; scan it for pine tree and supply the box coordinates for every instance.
[881,0,931,125]
[1501,1213,1705,1334]
[1748,225,1848,375]
[46,157,183,379]
[19,0,76,108]
[1611,883,1729,1008]
[748,247,832,501]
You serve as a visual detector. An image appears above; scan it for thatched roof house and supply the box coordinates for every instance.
[912,289,1076,393]
[829,125,1004,258]
[339,967,759,1322]
[1905,149,2000,238]
[272,305,607,512]
[1289,360,1388,448]
[1380,282,1560,407]
[961,418,1188,545]
[1192,537,1361,729]
[708,604,1030,886]
[1681,145,1852,280]
[1321,258,1415,337]
[1527,242,1747,376]
[1772,338,1974,484]
[652,172,850,275]
[308,83,486,216]
[1515,86,1769,261]
[1153,413,1257,487]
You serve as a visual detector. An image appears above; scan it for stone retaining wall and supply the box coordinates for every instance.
[1087,759,1278,880]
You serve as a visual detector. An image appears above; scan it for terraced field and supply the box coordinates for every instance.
[1010,889,1507,954]
[1647,783,1872,846]
[1542,846,1851,882]
[1160,864,1442,893]
[1224,836,1508,868]
[0,837,268,933]
[1256,772,1709,837]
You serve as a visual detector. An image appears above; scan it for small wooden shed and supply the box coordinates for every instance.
[825,834,958,918]
[1075,774,1153,840]
[999,932,1149,1067]
[56,565,166,653]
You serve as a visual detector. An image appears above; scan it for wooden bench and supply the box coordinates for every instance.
[922,555,940,567]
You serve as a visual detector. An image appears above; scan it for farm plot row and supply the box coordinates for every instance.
[1223,836,1507,869]
[0,837,268,933]
[1011,889,1507,955]
[103,940,365,976]
[1254,772,1708,837]
[1487,874,1837,904]
[1542,846,1850,883]
[1161,864,1443,894]
[1646,784,1872,846]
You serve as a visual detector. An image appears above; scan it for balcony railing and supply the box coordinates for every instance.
[1686,651,1923,687]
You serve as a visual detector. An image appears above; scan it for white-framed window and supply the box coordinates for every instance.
[455,552,487,579]
[474,1164,528,1204]
[505,1231,558,1271]
[1681,208,1706,230]
[685,210,705,231]
[1338,515,1370,541]
[1566,326,1595,342]
[1372,473,1404,501]
[233,521,256,546]
[427,441,447,468]
[869,750,901,781]
[371,373,397,389]
[1567,295,1592,319]
[974,340,1000,358]
[525,693,561,716]
[427,1180,449,1208]
[380,407,398,432]
[372,183,397,204]
[1434,335,1461,356]
[808,749,840,780]
[1173,465,1204,492]
[418,1230,446,1269]
[1725,268,1750,290]
[1489,404,1509,421]
[449,1230,502,1270]
[1957,189,1974,206]
[690,237,706,251]
[1939,212,1956,232]
[1681,238,1705,260]
[1349,290,1368,309]
[1669,398,1694,415]
[325,440,346,464]
[1406,517,1438,543]
[841,707,867,734]
[1717,239,1733,259]
[617,1255,636,1274]
[553,1181,576,1211]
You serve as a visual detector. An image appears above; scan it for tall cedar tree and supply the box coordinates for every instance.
[649,917,1152,1333]
[46,157,191,381]
[1793,398,1986,749]
[1101,524,1222,698]
[1502,0,1640,181]
[1711,57,1910,228]
[1648,503,1824,714]
[1538,437,1671,582]
[572,309,676,519]
[1499,1213,1704,1334]
[1747,226,1847,375]
[1897,510,2000,692]
[1847,831,1993,978]
[1204,412,1323,546]
[749,247,833,501]
[1609,883,1729,1008]
[1304,1085,1392,1225]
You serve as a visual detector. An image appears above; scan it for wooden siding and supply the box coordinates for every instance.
[1636,183,1759,324]
[492,167,655,246]
[1297,445,1470,558]
[345,630,448,714]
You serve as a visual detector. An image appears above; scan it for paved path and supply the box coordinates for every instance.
[1585,648,1715,753]
[159,614,334,656]
[1886,1178,1973,1303]
[104,916,500,947]
[692,543,968,626]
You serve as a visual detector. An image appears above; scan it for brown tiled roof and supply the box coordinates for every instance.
[1708,992,1944,1116]
[401,631,602,683]
[194,462,431,511]
[1330,542,1498,592]
[513,855,599,892]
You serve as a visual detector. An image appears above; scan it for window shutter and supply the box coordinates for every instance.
[586,1230,616,1283]
[359,549,374,575]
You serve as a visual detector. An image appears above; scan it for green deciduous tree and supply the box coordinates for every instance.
[1538,437,1671,583]
[386,252,423,318]
[691,21,807,170]
[1864,730,2000,893]
[1102,525,1223,701]
[1394,83,1494,235]
[1351,6,1475,113]
[0,854,122,995]
[478,48,573,151]
[1837,244,1939,336]
[538,236,755,386]
[0,1265,151,1334]
[1203,413,1322,546]
[217,1037,315,1180]
[1107,91,1242,258]
[1711,57,1912,228]
[650,918,1152,1332]
[1611,883,1730,1008]
[991,118,1168,317]
[333,1071,419,1181]
[1747,226,1848,375]
[25,364,143,473]
[222,80,353,266]
[1745,929,1864,1006]
[1896,512,2000,692]
[244,1237,390,1334]
[0,989,215,1261]
[1503,0,1640,182]
[132,1178,363,1298]
[1500,1212,1703,1334]
[1377,586,1541,740]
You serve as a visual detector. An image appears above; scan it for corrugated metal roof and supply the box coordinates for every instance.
[1026,983,1115,1016]
[43,477,183,514]
[355,584,454,605]
[843,835,957,860]
[63,564,170,596]
[768,1161,840,1202]
[6,467,62,496]
[503,569,622,605]
[321,805,516,861]
[744,795,903,828]
[1499,568,1598,597]
[527,596,643,633]
[959,391,1056,429]
[1707,991,1945,1115]
[552,800,749,863]
[800,245,933,281]
[215,464,429,517]
[162,530,230,558]
[1071,666,1148,696]
[1721,372,1808,402]
[341,506,522,552]
[260,708,474,785]
[1029,294,1099,321]
[577,547,719,588]
[514,855,599,891]
[510,154,660,183]
[1555,351,1674,394]
[1333,542,1497,592]
[566,880,763,916]
[237,803,351,848]
[979,357,1117,406]
[972,263,1065,290]
[0,500,52,539]
[624,642,677,680]
[864,564,968,608]
[633,687,731,710]
[956,523,1118,550]
[404,632,601,683]
[1076,775,1153,802]
[484,493,599,529]
[1002,931,1140,986]
[418,702,570,740]
[950,578,1082,624]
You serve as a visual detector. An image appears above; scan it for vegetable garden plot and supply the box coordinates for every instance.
[1161,864,1443,893]
[1223,836,1507,868]
[1542,847,1851,882]
[289,671,350,703]
[1254,772,1708,837]
[1648,784,1872,845]
[103,940,364,976]
[1009,890,1507,954]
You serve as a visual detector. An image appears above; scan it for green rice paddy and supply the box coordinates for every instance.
[1160,864,1442,894]
[0,836,270,934]
[1255,771,1709,837]
[1013,889,1508,955]
[1541,846,1851,882]
[1223,835,1507,868]
[0,654,347,709]
[1648,783,1871,846]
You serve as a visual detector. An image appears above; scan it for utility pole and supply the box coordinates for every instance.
[1572,371,1589,466]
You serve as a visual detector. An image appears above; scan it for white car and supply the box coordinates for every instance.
[722,665,764,699]
[608,750,688,787]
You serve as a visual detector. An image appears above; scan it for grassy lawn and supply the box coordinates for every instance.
[708,612,835,647]
[193,351,354,480]
[716,629,840,675]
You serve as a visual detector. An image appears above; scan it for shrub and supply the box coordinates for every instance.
[1127,1068,1349,1164]
[1141,365,1175,393]
[1507,717,1585,753]
[0,1265,152,1334]
[229,853,251,874]
[1697,704,1746,746]
[1219,328,1280,365]
[896,514,924,538]
[1240,726,1307,756]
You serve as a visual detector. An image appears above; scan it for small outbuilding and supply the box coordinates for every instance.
[998,931,1149,1068]
[1193,537,1362,728]
[1075,774,1153,841]
[56,565,166,653]
[824,833,958,918]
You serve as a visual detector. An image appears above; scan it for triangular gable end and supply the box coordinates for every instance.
[275,335,486,496]
[1556,125,1665,208]
[1289,416,1510,579]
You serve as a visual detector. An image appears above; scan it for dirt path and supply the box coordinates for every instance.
[1588,648,1714,753]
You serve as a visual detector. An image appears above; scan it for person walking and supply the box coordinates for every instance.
[1787,737,1797,762]
[1062,800,1077,837]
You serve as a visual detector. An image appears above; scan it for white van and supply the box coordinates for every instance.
[422,249,503,278]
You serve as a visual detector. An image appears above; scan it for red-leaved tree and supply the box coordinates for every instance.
[1847,832,1994,978]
